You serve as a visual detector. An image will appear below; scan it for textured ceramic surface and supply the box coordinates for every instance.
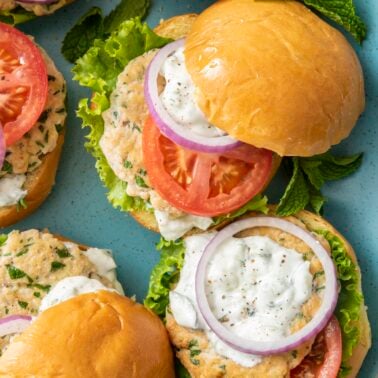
[6,0,376,375]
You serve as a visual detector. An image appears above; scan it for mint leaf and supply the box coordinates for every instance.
[279,151,362,216]
[277,158,310,216]
[0,7,35,25]
[315,153,363,181]
[62,0,151,63]
[104,0,150,34]
[303,0,366,43]
[308,184,326,214]
[61,7,104,64]
[300,160,324,190]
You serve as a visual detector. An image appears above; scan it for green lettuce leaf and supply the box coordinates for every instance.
[0,7,35,25]
[144,238,186,318]
[212,195,268,226]
[74,19,171,213]
[303,0,366,43]
[316,230,363,377]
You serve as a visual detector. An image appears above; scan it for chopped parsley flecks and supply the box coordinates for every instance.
[188,339,201,366]
[16,246,30,257]
[38,110,50,123]
[2,161,13,174]
[55,247,72,259]
[55,124,64,133]
[18,301,28,309]
[135,175,148,188]
[33,292,41,298]
[51,261,66,272]
[6,265,31,282]
[124,160,133,169]
[32,283,51,292]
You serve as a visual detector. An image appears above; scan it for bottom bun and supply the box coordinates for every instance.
[0,291,175,378]
[292,210,371,377]
[0,130,65,228]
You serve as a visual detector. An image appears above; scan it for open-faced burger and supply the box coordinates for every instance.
[0,23,66,227]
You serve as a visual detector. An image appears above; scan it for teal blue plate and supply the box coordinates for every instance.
[7,0,377,375]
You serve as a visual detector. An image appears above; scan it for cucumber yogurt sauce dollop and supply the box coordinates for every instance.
[169,232,322,367]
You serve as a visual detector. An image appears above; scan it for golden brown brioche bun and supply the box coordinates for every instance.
[0,129,65,228]
[129,14,281,233]
[0,291,175,378]
[184,0,365,157]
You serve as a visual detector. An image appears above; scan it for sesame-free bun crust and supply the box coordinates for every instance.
[0,291,175,378]
[0,130,65,228]
[184,0,365,157]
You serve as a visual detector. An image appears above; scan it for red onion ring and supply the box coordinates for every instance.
[16,0,58,4]
[0,124,5,171]
[195,216,338,356]
[0,315,32,337]
[144,39,241,153]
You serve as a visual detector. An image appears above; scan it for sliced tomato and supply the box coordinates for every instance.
[142,115,273,217]
[0,23,48,146]
[290,317,342,378]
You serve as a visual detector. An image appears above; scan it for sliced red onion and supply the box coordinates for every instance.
[0,125,5,171]
[145,39,241,153]
[0,315,32,337]
[16,0,58,4]
[195,216,338,356]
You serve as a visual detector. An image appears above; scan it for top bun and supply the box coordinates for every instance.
[0,291,174,378]
[184,0,365,156]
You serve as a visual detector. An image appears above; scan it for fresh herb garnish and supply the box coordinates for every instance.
[62,0,150,63]
[303,0,366,43]
[277,152,362,216]
[33,292,41,298]
[51,261,66,272]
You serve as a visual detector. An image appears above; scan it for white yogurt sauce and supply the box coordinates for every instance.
[39,246,125,312]
[160,47,225,137]
[154,210,213,240]
[0,175,27,207]
[39,276,116,312]
[170,233,313,367]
